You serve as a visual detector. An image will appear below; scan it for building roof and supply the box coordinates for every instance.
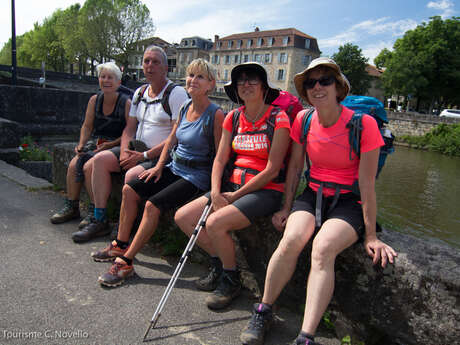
[366,64,383,77]
[220,28,316,40]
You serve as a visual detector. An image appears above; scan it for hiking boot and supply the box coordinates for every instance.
[240,303,273,345]
[71,218,110,243]
[206,270,241,310]
[195,257,223,291]
[78,203,94,229]
[50,199,79,224]
[98,260,134,287]
[91,241,128,262]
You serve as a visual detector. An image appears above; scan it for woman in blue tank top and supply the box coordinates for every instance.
[94,58,225,287]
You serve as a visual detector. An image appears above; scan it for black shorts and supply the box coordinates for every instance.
[127,167,204,212]
[205,183,283,223]
[291,187,365,240]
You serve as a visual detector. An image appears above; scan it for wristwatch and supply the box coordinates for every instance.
[143,151,148,160]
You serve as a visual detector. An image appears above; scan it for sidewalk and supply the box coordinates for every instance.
[0,160,341,345]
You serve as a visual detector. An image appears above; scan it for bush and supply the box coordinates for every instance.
[400,123,460,156]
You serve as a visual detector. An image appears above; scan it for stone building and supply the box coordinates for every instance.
[209,27,320,96]
[126,37,177,81]
[365,64,384,102]
[174,36,213,81]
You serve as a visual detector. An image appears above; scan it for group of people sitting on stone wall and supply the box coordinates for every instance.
[49,45,396,345]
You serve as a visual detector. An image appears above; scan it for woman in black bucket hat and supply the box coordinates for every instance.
[175,62,291,310]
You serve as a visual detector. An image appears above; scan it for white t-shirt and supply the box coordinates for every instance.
[129,80,189,148]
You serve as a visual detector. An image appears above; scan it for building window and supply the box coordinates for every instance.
[279,52,287,64]
[267,37,274,46]
[212,55,220,64]
[224,69,229,80]
[184,40,188,46]
[305,39,310,49]
[179,53,184,63]
[247,39,253,48]
[302,55,312,65]
[282,36,289,46]
[243,54,249,62]
[216,42,222,50]
[257,38,263,47]
[234,55,240,64]
[228,41,233,48]
[237,40,242,48]
[254,54,262,63]
[264,53,272,64]
[187,53,192,63]
[225,55,231,64]
[277,69,285,81]
[192,39,196,46]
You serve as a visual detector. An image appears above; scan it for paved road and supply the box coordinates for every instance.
[0,161,340,345]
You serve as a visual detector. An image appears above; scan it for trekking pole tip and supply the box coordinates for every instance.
[143,322,153,342]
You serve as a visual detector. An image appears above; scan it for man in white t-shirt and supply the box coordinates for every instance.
[72,45,188,243]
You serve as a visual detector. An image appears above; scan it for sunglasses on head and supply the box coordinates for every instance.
[303,75,336,89]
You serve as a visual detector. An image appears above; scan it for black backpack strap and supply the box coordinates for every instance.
[161,83,178,118]
[132,84,149,105]
[202,103,220,160]
[300,108,315,173]
[346,112,363,160]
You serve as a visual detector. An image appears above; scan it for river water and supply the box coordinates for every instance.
[376,146,460,248]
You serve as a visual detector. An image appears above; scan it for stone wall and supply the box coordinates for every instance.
[386,111,459,138]
[52,143,460,345]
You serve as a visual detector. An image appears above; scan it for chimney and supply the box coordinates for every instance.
[254,27,260,32]
[214,35,219,42]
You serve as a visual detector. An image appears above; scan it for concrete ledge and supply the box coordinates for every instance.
[0,160,53,189]
[51,143,460,345]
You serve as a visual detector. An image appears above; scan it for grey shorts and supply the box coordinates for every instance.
[205,183,283,223]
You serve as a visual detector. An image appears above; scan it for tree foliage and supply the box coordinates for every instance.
[374,48,392,69]
[332,43,372,95]
[379,16,460,111]
[0,0,155,74]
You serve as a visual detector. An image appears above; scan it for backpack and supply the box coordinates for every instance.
[271,91,303,124]
[170,99,220,168]
[117,84,134,99]
[340,95,395,177]
[132,82,181,119]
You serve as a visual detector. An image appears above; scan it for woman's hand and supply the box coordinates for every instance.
[272,208,290,232]
[211,191,229,211]
[74,145,85,156]
[138,165,162,183]
[94,141,112,153]
[364,235,397,268]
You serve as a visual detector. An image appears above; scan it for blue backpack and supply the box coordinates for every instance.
[301,96,394,179]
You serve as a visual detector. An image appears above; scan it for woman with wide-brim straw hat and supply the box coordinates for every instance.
[175,62,291,310]
[240,57,397,345]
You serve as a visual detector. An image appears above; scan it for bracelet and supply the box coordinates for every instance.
[143,151,148,160]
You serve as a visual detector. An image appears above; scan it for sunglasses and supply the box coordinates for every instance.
[303,75,336,89]
[236,77,260,86]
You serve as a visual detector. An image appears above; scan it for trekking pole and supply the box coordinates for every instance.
[143,199,213,341]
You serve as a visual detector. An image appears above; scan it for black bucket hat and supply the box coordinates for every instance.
[224,62,279,104]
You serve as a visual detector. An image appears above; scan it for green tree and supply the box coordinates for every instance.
[374,48,392,69]
[380,16,460,112]
[332,43,371,95]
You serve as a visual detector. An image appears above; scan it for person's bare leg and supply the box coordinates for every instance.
[92,151,120,208]
[301,219,358,335]
[66,155,83,200]
[262,211,315,305]
[116,184,141,243]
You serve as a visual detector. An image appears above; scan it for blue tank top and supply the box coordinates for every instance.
[168,100,219,191]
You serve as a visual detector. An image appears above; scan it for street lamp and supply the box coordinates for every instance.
[11,0,17,85]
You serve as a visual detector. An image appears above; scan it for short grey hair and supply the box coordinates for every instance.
[144,45,168,66]
[96,62,122,81]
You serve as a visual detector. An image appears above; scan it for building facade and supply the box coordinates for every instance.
[126,37,176,81]
[174,36,213,81]
[209,27,320,98]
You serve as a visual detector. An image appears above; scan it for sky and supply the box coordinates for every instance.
[1,0,458,64]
